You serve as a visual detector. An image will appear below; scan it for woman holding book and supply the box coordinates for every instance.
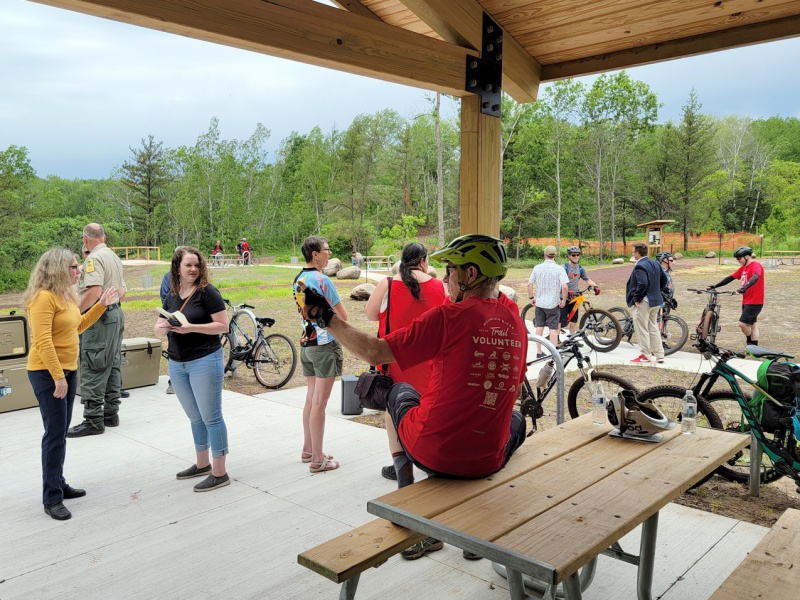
[154,247,230,492]
[24,248,119,520]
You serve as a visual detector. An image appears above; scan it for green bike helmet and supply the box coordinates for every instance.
[430,234,508,279]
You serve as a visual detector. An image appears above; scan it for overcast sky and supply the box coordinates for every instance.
[2,0,799,180]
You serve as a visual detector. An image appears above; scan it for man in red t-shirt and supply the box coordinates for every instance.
[709,245,765,346]
[296,234,527,560]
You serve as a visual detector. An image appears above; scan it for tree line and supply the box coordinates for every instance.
[1,71,799,290]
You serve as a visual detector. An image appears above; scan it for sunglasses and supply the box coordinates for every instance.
[568,253,580,257]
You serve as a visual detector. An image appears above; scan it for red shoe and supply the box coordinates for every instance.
[629,354,652,364]
[656,357,665,363]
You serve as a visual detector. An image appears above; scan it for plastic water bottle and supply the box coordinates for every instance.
[536,361,554,389]
[592,381,607,425]
[0,371,10,397]
[681,389,697,434]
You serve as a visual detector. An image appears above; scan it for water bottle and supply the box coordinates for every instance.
[592,380,607,425]
[0,371,10,397]
[681,389,697,434]
[536,361,554,389]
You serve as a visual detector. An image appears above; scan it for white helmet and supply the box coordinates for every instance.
[607,389,676,438]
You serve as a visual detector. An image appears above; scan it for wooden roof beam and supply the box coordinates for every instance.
[330,1,382,22]
[32,0,477,97]
[398,0,541,103]
[542,14,800,81]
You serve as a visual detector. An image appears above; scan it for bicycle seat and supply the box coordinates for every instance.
[256,317,275,328]
[745,345,795,360]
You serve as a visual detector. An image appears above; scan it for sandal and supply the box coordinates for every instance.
[301,452,333,464]
[309,457,340,473]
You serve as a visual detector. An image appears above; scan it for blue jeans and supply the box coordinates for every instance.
[169,348,228,457]
[28,369,77,506]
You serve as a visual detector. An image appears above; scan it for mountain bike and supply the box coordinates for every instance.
[636,338,800,491]
[687,288,738,347]
[220,299,297,389]
[517,325,637,432]
[608,299,689,356]
[520,286,622,352]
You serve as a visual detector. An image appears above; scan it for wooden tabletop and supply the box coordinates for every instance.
[368,415,749,585]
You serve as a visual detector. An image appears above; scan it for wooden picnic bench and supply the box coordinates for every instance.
[298,415,747,599]
[709,507,800,599]
[209,253,257,267]
[362,255,394,271]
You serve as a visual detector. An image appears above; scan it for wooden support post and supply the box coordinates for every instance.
[459,94,501,236]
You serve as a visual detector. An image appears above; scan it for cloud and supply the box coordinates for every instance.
[1,0,798,179]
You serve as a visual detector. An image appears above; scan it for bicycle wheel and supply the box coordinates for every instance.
[520,303,535,335]
[253,333,298,389]
[661,315,688,355]
[567,372,638,419]
[608,307,634,343]
[699,310,718,344]
[701,391,785,485]
[578,309,622,352]
[232,309,258,347]
[634,386,722,429]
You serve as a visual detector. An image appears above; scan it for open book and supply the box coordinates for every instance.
[158,307,189,326]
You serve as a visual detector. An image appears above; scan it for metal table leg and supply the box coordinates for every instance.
[339,574,360,600]
[562,571,583,600]
[637,511,659,600]
[507,567,528,600]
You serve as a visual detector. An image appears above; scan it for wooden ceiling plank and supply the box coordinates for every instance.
[541,14,800,81]
[532,5,800,65]
[512,0,800,50]
[330,1,382,22]
[31,0,475,96]
[398,0,542,102]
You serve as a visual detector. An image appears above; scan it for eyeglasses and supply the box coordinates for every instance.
[668,259,675,263]
[569,253,580,257]
[321,247,331,252]
[69,265,79,271]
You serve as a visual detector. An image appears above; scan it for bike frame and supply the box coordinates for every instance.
[565,293,589,323]
[693,347,800,480]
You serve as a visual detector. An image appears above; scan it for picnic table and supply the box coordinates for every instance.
[362,255,395,271]
[209,253,258,267]
[365,416,748,600]
[765,250,800,265]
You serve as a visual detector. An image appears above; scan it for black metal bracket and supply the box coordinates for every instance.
[465,12,503,118]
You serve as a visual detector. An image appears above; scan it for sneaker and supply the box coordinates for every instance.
[381,465,397,481]
[166,382,175,394]
[462,550,482,561]
[120,390,130,398]
[176,464,212,480]
[44,502,72,521]
[629,354,652,365]
[401,537,444,560]
[62,485,86,499]
[193,473,230,492]
[536,353,546,359]
[656,357,665,364]
[66,420,105,437]
[103,414,120,427]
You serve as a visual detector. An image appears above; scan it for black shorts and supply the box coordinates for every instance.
[561,298,579,325]
[739,304,763,325]
[535,306,560,329]
[386,382,527,478]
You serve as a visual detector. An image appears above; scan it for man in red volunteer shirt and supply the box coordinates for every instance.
[297,234,527,560]
[708,245,765,347]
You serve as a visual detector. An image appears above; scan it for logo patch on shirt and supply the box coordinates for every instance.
[85,259,95,273]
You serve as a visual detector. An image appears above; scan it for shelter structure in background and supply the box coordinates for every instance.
[638,220,675,257]
[31,0,800,237]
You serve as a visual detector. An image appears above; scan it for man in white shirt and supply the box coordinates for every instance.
[527,246,568,358]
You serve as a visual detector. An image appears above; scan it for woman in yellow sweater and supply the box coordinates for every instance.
[24,248,118,521]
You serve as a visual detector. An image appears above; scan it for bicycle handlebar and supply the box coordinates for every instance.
[686,288,737,296]
[222,298,255,310]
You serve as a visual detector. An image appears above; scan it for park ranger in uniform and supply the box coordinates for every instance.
[67,223,127,437]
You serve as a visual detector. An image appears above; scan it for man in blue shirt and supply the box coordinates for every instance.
[626,242,668,364]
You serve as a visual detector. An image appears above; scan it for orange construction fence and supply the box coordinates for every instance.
[518,232,761,256]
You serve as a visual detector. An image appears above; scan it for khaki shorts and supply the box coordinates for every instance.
[300,340,343,378]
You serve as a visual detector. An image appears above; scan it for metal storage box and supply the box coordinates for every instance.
[120,337,162,389]
[341,374,363,415]
[0,358,38,413]
[0,314,29,361]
